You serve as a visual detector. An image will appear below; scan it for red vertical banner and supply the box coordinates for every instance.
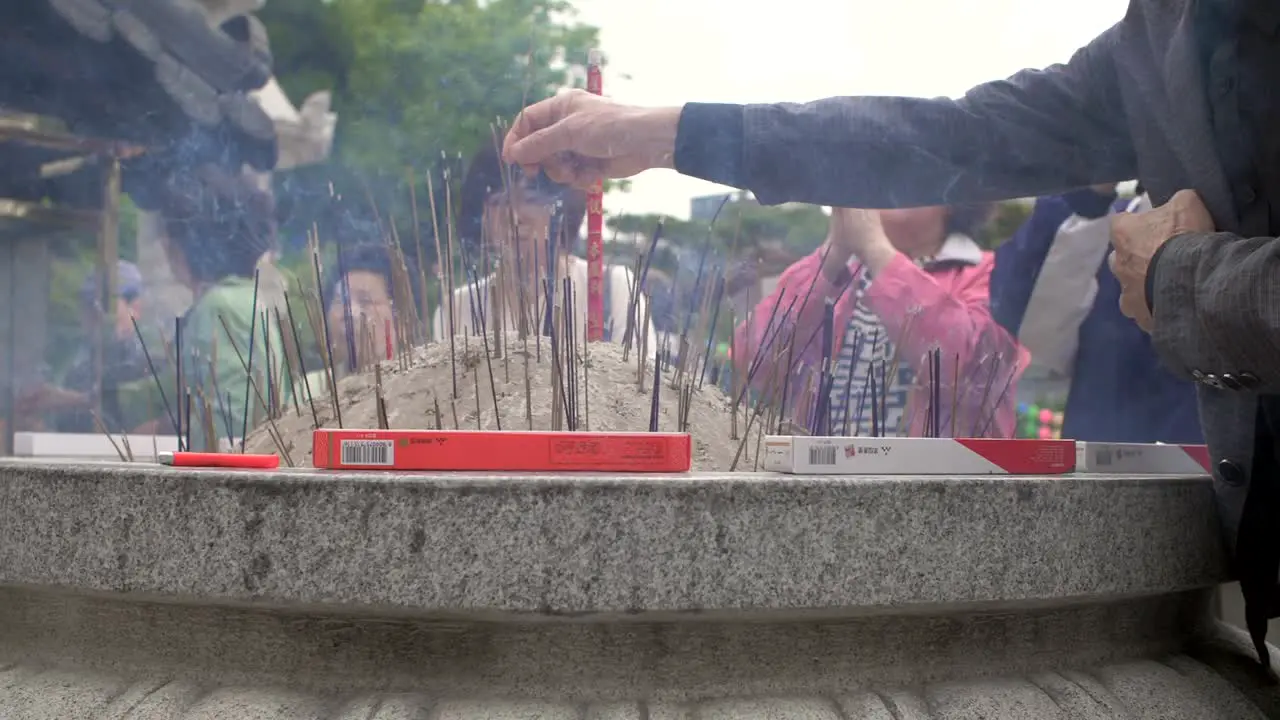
[585,49,605,342]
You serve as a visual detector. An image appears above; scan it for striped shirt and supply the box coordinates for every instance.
[827,266,915,436]
[826,234,983,437]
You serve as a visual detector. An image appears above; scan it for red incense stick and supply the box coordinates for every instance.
[160,452,280,470]
[585,48,605,341]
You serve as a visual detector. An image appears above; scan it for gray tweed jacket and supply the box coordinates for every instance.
[715,0,1266,563]
[674,0,1280,656]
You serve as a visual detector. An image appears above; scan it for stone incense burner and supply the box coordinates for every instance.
[0,460,1274,718]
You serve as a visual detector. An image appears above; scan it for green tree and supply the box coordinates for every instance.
[606,202,829,257]
[607,213,705,245]
[720,203,828,255]
[260,0,600,247]
[976,199,1035,249]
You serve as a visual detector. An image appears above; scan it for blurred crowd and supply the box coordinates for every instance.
[17,159,1196,450]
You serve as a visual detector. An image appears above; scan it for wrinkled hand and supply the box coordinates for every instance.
[1109,189,1214,332]
[502,90,682,189]
[824,208,895,277]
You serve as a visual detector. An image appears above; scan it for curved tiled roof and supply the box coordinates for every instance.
[0,0,278,208]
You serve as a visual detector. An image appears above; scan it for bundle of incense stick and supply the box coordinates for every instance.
[120,148,1036,477]
[730,266,1032,446]
[192,124,908,473]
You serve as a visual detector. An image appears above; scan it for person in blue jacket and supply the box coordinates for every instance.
[990,185,1202,444]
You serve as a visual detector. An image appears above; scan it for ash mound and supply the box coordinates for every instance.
[246,332,760,472]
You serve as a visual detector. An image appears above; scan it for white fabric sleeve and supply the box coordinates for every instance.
[1016,211,1115,375]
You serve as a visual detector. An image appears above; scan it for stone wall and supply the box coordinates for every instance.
[0,460,1275,719]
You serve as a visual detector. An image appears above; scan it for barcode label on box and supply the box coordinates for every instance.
[341,439,394,466]
[808,445,837,466]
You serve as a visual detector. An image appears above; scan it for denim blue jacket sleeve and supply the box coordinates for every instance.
[674,25,1135,208]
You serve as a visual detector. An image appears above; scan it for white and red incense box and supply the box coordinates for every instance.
[1073,442,1210,474]
[762,436,1075,475]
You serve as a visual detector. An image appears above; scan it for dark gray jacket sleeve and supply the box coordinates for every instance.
[674,24,1137,208]
[1149,231,1280,392]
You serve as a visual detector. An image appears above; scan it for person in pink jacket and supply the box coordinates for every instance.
[734,205,1028,439]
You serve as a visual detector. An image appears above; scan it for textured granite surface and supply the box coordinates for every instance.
[0,460,1227,616]
[0,461,1269,718]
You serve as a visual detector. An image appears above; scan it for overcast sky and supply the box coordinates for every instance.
[568,0,1128,218]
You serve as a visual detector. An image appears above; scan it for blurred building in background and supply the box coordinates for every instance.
[689,191,755,222]
[0,0,288,449]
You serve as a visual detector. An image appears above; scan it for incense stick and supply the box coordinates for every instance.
[240,269,261,451]
[260,309,276,420]
[466,258,503,431]
[868,361,880,438]
[975,353,1016,438]
[735,290,792,408]
[729,346,787,471]
[332,244,357,375]
[407,170,434,344]
[490,124,533,341]
[814,299,836,435]
[374,363,389,430]
[174,317,184,450]
[675,219,716,385]
[131,317,179,447]
[648,344,662,432]
[442,168,460,399]
[217,314,294,466]
[272,307,301,419]
[937,353,947,437]
[564,276,578,430]
[853,330,880,437]
[90,410,127,461]
[312,251,343,428]
[282,293,320,429]
[697,275,726,390]
[968,353,1003,438]
[623,219,663,360]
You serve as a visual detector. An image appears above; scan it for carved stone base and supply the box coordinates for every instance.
[1,589,1275,719]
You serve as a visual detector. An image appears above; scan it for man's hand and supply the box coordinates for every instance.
[502,90,682,189]
[1109,189,1214,332]
[823,208,896,279]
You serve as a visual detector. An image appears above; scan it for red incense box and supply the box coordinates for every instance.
[762,436,1076,475]
[313,429,692,473]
